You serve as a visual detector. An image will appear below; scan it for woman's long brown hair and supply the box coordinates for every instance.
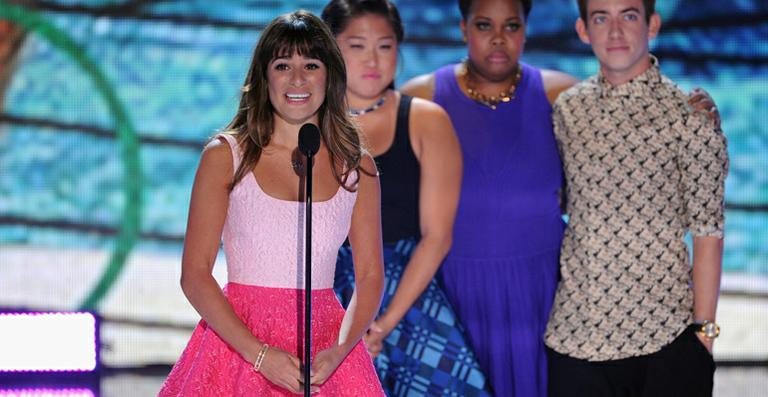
[223,10,365,191]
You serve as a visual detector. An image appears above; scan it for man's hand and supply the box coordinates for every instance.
[695,332,714,354]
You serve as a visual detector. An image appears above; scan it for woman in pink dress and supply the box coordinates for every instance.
[159,10,385,396]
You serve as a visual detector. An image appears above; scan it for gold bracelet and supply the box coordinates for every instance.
[253,343,269,372]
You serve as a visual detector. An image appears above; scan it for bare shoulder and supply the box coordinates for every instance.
[354,151,381,195]
[409,96,448,116]
[199,136,234,172]
[203,135,231,157]
[541,69,579,105]
[406,96,459,161]
[408,96,452,130]
[400,73,436,101]
[359,151,378,175]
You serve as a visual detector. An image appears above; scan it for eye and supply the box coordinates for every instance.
[305,62,322,70]
[273,62,289,71]
[349,43,364,50]
[624,13,639,21]
[505,23,521,32]
[379,43,393,50]
[474,21,491,31]
[592,15,606,25]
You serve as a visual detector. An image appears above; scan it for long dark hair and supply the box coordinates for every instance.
[321,0,404,44]
[224,10,362,191]
[321,0,405,91]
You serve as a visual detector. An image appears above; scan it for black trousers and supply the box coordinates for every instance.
[547,325,715,397]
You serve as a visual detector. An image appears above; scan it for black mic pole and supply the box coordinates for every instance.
[298,123,320,397]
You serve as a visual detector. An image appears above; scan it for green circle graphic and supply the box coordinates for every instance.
[0,4,143,310]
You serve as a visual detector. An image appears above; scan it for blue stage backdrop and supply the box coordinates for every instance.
[0,0,766,367]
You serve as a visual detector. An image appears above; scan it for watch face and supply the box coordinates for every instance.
[702,322,720,338]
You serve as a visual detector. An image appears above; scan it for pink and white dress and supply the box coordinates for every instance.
[159,134,383,396]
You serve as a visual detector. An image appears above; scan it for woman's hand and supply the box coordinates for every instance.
[363,318,391,357]
[309,344,347,387]
[258,346,309,394]
[688,87,721,129]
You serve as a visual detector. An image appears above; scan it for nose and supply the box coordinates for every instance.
[290,68,306,86]
[608,18,623,39]
[491,28,505,46]
[364,47,379,67]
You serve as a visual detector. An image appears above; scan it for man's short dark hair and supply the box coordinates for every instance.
[577,0,656,23]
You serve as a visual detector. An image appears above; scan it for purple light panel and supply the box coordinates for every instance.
[0,312,97,372]
[0,389,95,397]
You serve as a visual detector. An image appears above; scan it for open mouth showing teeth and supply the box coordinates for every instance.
[286,93,310,100]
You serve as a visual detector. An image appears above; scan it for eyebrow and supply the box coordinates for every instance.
[589,6,641,17]
[344,34,396,40]
[472,15,523,22]
[271,55,321,62]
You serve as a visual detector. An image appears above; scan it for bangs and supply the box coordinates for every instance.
[269,24,327,62]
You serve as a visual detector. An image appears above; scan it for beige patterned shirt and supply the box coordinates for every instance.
[544,57,728,361]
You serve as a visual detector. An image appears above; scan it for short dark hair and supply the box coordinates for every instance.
[577,0,656,23]
[458,0,532,21]
[321,0,404,43]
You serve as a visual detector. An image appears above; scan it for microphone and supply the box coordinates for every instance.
[299,123,321,156]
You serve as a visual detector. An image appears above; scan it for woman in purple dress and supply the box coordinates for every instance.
[402,0,576,395]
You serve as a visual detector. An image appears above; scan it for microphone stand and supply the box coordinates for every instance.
[298,123,320,397]
[303,149,313,397]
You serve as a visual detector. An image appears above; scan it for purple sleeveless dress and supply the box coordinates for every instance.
[433,63,564,397]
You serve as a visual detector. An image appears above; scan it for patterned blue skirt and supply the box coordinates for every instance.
[334,239,492,397]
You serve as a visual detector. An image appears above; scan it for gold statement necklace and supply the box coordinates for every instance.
[463,61,522,110]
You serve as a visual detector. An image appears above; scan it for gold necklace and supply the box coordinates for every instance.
[463,61,522,110]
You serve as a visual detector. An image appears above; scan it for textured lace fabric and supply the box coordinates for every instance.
[159,285,384,396]
[218,133,356,289]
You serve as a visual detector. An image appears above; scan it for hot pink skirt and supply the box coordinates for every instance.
[159,283,384,396]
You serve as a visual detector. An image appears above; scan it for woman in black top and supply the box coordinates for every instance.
[322,0,492,395]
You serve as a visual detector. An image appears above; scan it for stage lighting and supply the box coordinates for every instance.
[0,311,99,372]
[0,388,95,397]
[0,310,100,395]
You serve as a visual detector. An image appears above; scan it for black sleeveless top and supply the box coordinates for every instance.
[376,95,420,243]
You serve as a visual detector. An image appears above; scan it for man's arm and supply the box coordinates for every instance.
[691,236,724,352]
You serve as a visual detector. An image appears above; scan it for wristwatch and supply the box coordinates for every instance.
[694,320,720,339]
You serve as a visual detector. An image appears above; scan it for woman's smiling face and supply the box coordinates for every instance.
[267,52,328,126]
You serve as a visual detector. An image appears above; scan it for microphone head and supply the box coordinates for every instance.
[298,123,321,156]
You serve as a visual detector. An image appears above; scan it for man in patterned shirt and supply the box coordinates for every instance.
[544,0,728,396]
